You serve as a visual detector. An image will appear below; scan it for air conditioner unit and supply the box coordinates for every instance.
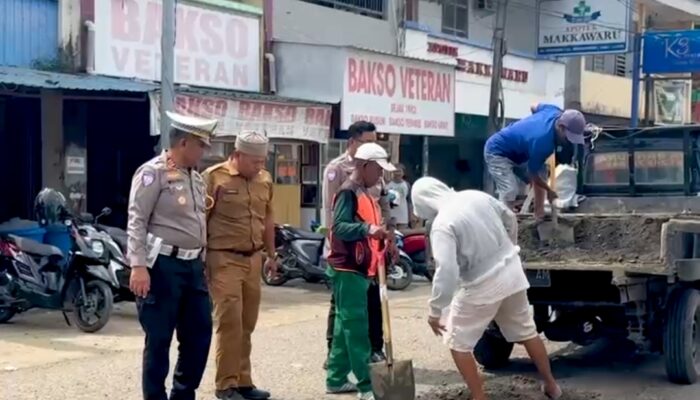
[474,0,496,13]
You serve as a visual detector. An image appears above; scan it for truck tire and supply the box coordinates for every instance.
[0,307,15,323]
[474,322,514,369]
[664,287,700,384]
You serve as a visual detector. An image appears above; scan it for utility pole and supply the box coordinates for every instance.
[486,0,508,135]
[160,0,176,150]
[484,0,509,192]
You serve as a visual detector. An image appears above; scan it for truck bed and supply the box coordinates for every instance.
[517,214,679,276]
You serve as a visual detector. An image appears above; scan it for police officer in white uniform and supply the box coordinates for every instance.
[127,111,217,400]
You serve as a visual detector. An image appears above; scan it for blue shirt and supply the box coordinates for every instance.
[484,104,561,174]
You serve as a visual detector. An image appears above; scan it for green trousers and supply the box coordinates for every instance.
[326,268,373,393]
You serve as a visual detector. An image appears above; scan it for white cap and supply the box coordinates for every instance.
[166,111,218,145]
[354,143,396,172]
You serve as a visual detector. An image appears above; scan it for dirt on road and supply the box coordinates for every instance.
[418,376,599,400]
[518,215,667,263]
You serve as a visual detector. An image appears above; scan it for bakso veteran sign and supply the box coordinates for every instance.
[94,0,261,92]
[538,0,630,56]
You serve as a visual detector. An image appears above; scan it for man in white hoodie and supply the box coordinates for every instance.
[410,177,561,400]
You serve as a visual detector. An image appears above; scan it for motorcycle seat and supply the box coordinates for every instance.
[288,227,324,241]
[98,225,127,251]
[9,235,64,258]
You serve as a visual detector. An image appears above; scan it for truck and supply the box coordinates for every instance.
[474,124,700,384]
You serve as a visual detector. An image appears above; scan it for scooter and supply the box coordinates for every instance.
[78,207,132,302]
[262,224,328,287]
[388,230,434,290]
[0,216,115,332]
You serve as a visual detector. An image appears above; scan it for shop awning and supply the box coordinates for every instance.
[0,66,157,92]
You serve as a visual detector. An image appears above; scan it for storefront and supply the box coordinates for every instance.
[273,42,456,186]
[149,92,332,227]
[402,22,566,188]
[92,0,338,226]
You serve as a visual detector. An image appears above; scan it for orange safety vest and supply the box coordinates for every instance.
[328,183,384,277]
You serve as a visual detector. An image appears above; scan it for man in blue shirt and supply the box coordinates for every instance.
[484,104,586,220]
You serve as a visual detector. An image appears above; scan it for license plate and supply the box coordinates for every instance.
[526,269,551,288]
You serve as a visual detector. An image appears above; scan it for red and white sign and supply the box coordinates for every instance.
[428,42,529,83]
[149,93,332,143]
[95,0,260,91]
[341,51,455,137]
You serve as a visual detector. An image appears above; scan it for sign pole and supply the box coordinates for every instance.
[630,33,642,128]
[484,0,508,192]
[487,0,508,136]
[160,0,176,150]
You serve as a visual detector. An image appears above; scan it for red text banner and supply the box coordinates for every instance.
[149,93,331,143]
[95,0,260,91]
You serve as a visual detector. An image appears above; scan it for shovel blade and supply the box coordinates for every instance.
[537,221,575,244]
[369,359,416,400]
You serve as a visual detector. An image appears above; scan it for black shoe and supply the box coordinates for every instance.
[215,388,245,400]
[238,387,271,400]
[370,351,386,363]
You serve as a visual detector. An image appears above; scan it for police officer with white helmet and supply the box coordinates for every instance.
[127,111,217,400]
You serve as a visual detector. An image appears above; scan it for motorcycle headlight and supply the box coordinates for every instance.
[90,240,105,257]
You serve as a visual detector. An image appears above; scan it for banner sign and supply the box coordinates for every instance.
[653,80,691,125]
[341,50,455,137]
[95,0,261,91]
[538,0,630,56]
[643,30,700,74]
[149,93,332,143]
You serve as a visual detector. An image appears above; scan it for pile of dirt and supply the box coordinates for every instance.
[417,376,600,400]
[518,215,668,263]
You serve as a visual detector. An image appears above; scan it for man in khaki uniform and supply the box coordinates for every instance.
[321,121,392,369]
[204,131,276,400]
[127,111,217,400]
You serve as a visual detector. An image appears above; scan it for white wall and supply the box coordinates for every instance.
[272,0,398,53]
[59,0,82,67]
[417,0,539,56]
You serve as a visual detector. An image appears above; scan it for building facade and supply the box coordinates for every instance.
[270,0,460,228]
[398,0,566,189]
[565,0,700,126]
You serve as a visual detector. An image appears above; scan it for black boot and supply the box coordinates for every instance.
[215,388,245,400]
[238,387,271,400]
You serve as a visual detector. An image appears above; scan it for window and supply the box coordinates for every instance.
[584,151,684,186]
[301,143,321,207]
[271,143,300,185]
[584,53,630,77]
[442,0,469,38]
[301,0,385,19]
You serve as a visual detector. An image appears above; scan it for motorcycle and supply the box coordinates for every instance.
[262,224,328,287]
[0,216,115,333]
[386,230,435,291]
[79,207,133,303]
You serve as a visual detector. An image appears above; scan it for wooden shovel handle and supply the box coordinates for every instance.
[547,155,558,224]
[547,154,557,190]
[376,253,394,365]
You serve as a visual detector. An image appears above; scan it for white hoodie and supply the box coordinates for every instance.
[411,178,529,318]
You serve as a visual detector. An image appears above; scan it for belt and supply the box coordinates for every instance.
[160,244,202,260]
[224,248,262,257]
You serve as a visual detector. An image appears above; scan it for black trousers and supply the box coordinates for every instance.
[137,255,213,400]
[326,276,384,353]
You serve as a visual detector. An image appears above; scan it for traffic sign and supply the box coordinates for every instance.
[643,30,700,74]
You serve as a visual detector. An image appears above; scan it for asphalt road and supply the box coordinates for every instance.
[0,280,698,400]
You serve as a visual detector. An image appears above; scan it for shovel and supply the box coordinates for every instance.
[369,257,416,400]
[537,155,575,244]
